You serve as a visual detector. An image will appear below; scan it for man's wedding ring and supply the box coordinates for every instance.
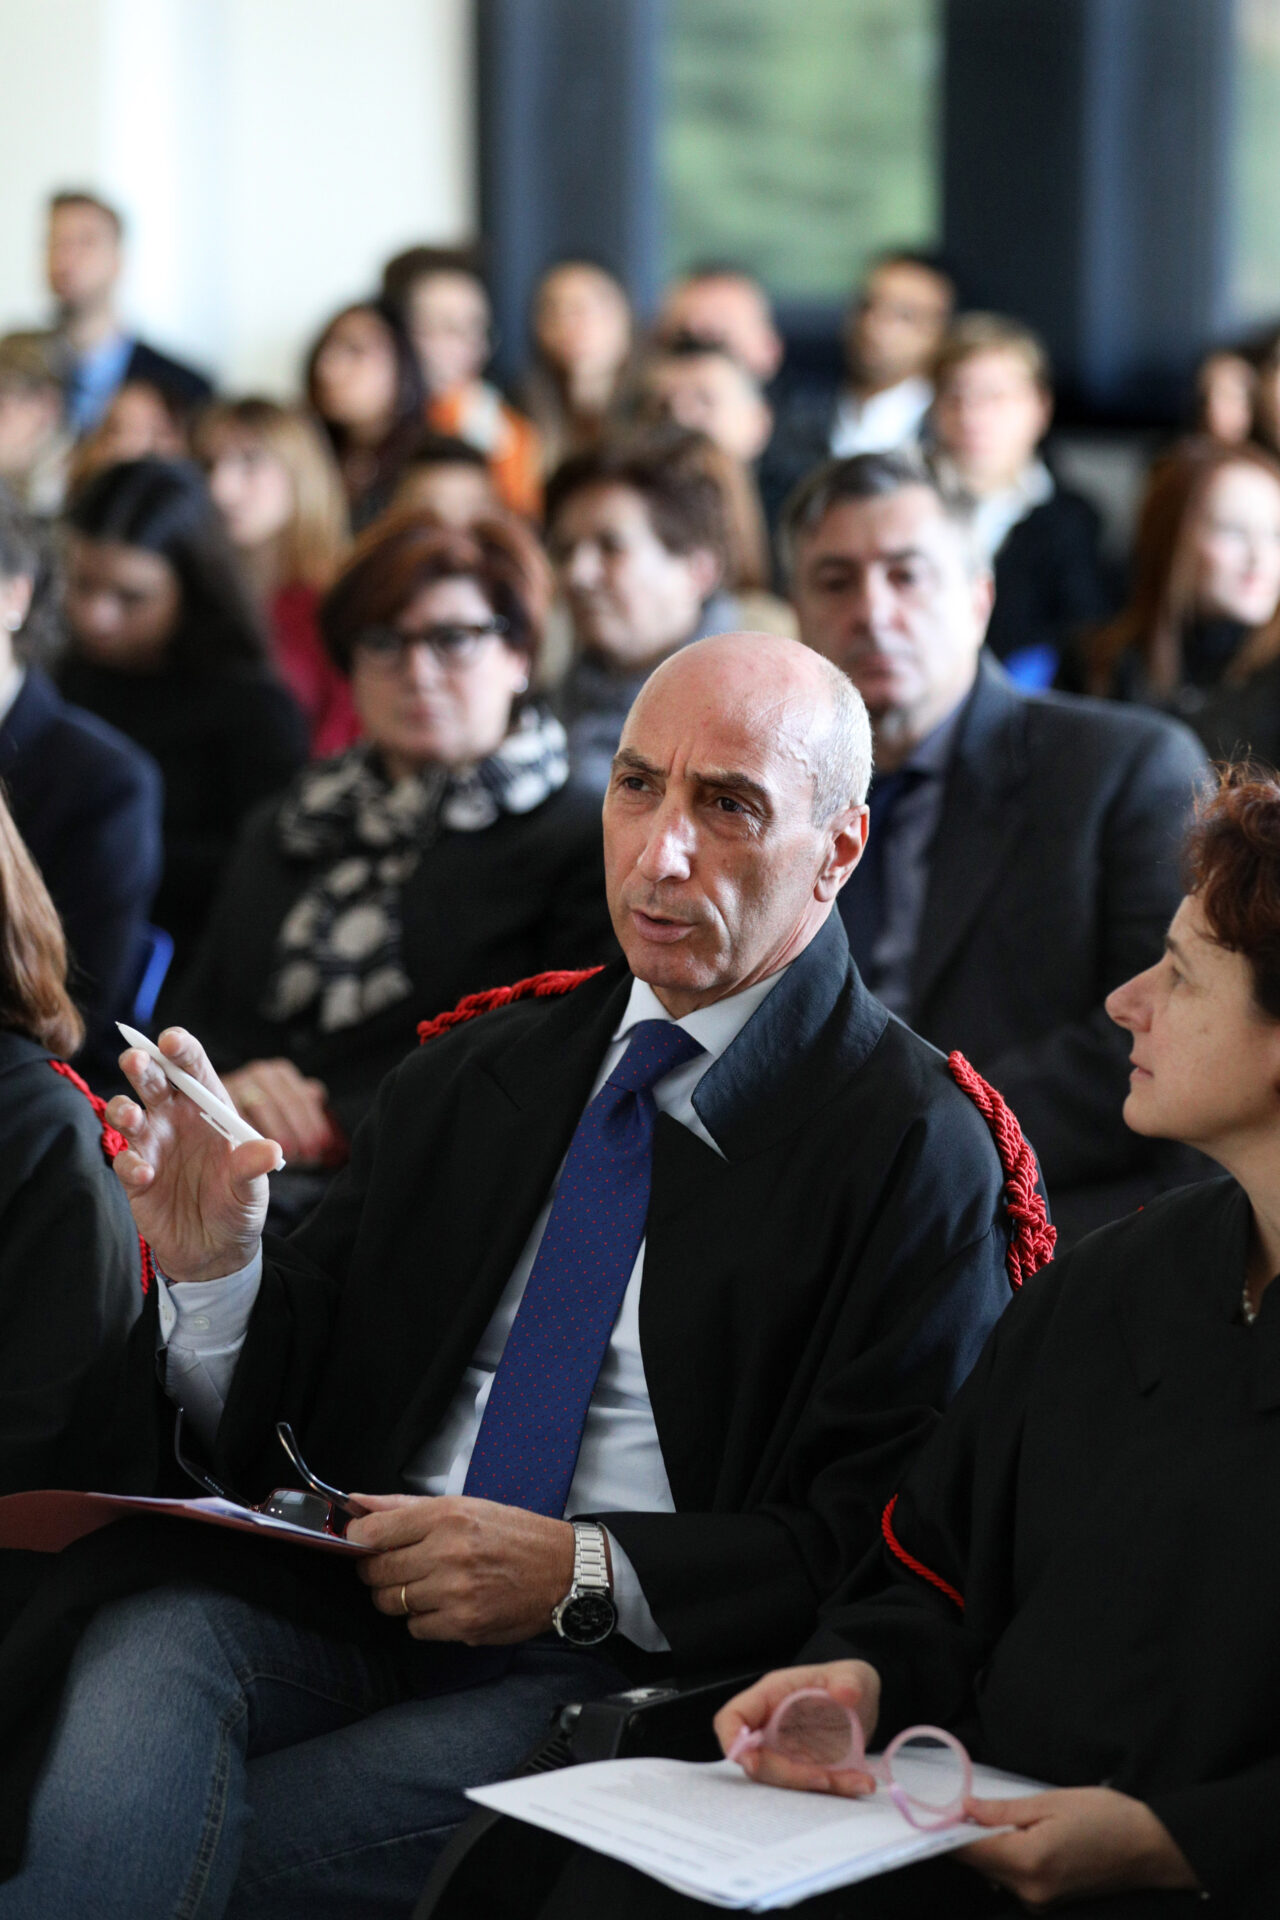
[399,1583,410,1617]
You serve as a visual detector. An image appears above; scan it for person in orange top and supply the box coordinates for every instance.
[382,245,542,519]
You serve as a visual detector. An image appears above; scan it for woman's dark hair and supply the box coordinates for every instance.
[303,299,426,493]
[319,510,551,680]
[0,484,61,665]
[0,788,83,1056]
[1186,764,1280,1020]
[64,458,266,670]
[544,429,729,570]
[380,244,487,317]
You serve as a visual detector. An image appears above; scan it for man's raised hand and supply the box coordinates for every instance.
[108,1027,281,1284]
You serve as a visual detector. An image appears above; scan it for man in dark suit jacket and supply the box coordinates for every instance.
[0,663,162,1089]
[0,634,1045,1916]
[786,450,1209,1239]
[45,190,212,432]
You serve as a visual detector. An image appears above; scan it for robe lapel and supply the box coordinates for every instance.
[384,965,632,1471]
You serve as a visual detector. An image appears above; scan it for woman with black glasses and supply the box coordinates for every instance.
[167,509,616,1173]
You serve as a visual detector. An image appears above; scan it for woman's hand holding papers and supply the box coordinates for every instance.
[716,1661,881,1798]
[958,1788,1200,1906]
[108,1027,280,1284]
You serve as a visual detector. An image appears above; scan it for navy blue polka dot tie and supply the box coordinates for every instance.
[463,1018,705,1517]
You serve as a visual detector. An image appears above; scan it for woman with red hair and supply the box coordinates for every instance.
[166,510,616,1174]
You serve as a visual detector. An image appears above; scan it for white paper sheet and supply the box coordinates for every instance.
[469,1755,1047,1910]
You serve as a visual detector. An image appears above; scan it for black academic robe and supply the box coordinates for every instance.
[213,912,1024,1675]
[800,1176,1280,1916]
[0,1031,160,1627]
[0,915,1030,1876]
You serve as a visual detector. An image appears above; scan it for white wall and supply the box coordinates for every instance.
[0,0,476,394]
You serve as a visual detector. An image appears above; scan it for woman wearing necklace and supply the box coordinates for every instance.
[468,767,1280,1917]
[165,509,616,1179]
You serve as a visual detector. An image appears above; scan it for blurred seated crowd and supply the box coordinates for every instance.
[3,183,1280,1918]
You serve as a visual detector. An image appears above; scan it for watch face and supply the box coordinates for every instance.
[559,1590,617,1646]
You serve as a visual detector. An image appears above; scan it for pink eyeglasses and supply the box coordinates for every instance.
[727,1688,973,1831]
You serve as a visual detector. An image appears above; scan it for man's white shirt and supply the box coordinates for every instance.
[159,965,788,1650]
[829,375,933,457]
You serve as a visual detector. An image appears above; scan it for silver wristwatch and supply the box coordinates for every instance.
[552,1521,618,1646]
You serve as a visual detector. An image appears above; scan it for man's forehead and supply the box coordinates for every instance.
[621,678,813,785]
[803,488,951,560]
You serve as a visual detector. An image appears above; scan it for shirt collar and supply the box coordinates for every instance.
[894,695,968,779]
[612,966,789,1067]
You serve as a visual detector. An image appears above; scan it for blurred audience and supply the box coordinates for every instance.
[757,249,957,529]
[1087,439,1280,714]
[171,512,616,1173]
[305,299,425,531]
[0,333,71,515]
[0,785,153,1510]
[521,260,635,471]
[0,488,161,1088]
[786,451,1208,1239]
[57,459,306,973]
[655,265,785,386]
[390,432,501,526]
[831,250,956,456]
[544,433,732,790]
[68,377,190,491]
[641,336,773,469]
[1196,346,1257,446]
[929,313,1111,686]
[382,245,541,517]
[44,190,211,434]
[1250,333,1280,459]
[638,342,784,611]
[195,397,357,757]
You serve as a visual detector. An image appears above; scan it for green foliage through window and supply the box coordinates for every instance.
[661,0,941,302]
[1235,0,1280,322]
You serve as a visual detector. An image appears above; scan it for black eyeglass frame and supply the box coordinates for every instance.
[353,616,510,667]
[173,1412,366,1539]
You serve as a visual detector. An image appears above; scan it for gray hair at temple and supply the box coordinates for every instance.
[804,645,873,820]
[778,448,982,583]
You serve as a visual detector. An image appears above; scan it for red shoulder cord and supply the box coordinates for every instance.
[416,966,605,1045]
[882,1493,965,1611]
[946,1050,1056,1292]
[880,1055,1056,1611]
[49,1060,154,1296]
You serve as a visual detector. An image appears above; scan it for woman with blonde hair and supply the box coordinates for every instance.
[195,397,357,756]
[1087,438,1280,710]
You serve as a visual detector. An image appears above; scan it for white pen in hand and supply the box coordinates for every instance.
[116,1023,287,1169]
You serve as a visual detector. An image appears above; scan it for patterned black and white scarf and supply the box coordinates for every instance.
[263,704,569,1034]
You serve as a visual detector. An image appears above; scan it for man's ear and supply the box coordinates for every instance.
[971,566,996,640]
[815,804,869,903]
[688,545,723,602]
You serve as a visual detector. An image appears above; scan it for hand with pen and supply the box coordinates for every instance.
[108,1026,283,1284]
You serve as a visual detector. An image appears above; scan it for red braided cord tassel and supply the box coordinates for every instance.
[881,1494,964,1611]
[417,966,605,1045]
[946,1051,1056,1290]
[49,1059,153,1295]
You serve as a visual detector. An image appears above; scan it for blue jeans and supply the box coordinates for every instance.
[0,1582,626,1920]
